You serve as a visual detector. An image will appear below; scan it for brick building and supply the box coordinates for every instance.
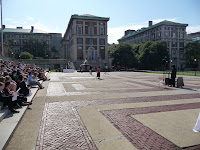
[0,25,62,58]
[61,14,109,69]
[118,20,188,69]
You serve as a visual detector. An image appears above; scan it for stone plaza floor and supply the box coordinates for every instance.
[5,71,200,150]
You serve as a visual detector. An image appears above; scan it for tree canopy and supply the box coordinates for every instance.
[19,51,34,59]
[22,36,50,58]
[137,41,169,70]
[185,42,200,68]
[109,41,169,70]
[109,43,138,68]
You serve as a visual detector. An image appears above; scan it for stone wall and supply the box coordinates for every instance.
[19,59,69,70]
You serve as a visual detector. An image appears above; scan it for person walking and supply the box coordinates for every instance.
[171,65,177,87]
[89,66,92,75]
[97,66,100,79]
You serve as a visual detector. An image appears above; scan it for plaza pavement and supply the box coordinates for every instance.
[5,71,200,150]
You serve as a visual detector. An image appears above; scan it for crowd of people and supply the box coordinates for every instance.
[0,60,48,113]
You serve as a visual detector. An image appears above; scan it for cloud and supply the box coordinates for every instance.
[187,25,200,34]
[26,16,34,21]
[108,25,146,44]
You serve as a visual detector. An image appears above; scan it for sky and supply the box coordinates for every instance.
[3,0,200,44]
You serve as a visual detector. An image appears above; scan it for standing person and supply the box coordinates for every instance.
[97,66,101,79]
[104,65,108,74]
[89,66,92,75]
[171,65,177,87]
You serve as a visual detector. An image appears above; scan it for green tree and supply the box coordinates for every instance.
[137,41,169,70]
[7,40,14,58]
[108,43,138,68]
[19,51,34,59]
[22,36,50,58]
[185,42,200,68]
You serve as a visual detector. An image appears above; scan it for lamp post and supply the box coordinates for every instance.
[1,0,3,57]
[194,58,197,76]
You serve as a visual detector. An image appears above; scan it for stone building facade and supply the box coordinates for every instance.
[61,14,109,69]
[118,21,188,69]
[0,26,62,58]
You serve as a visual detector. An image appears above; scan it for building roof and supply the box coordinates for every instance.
[63,14,109,39]
[188,32,200,35]
[0,28,48,34]
[71,14,109,21]
[118,20,188,41]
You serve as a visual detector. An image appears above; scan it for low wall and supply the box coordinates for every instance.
[19,59,69,70]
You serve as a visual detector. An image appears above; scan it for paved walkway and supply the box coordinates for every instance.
[5,72,200,150]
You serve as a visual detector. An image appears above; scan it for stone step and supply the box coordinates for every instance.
[0,108,10,123]
[0,72,48,150]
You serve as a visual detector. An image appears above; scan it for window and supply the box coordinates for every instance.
[100,27,104,35]
[100,39,105,45]
[23,40,27,44]
[172,49,176,58]
[172,41,177,47]
[89,22,94,26]
[180,33,183,38]
[13,40,17,45]
[173,32,176,38]
[77,21,83,25]
[179,42,184,47]
[46,40,49,44]
[77,38,83,44]
[100,22,104,26]
[165,32,168,37]
[89,39,93,45]
[89,27,94,35]
[77,26,82,34]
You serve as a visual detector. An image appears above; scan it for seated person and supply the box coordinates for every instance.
[5,75,17,92]
[17,75,30,96]
[27,72,44,89]
[0,76,5,83]
[4,82,31,107]
[38,69,49,81]
[0,82,19,113]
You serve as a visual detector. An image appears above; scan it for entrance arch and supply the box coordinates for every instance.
[86,47,97,60]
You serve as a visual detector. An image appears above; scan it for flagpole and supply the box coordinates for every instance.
[1,0,3,57]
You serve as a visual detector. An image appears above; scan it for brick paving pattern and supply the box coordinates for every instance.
[101,103,200,150]
[36,72,200,150]
[36,93,200,150]
[36,102,98,150]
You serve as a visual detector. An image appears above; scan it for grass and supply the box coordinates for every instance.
[147,71,200,76]
[50,69,62,72]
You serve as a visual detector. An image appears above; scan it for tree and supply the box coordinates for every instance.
[137,41,169,70]
[109,43,138,68]
[19,51,34,59]
[7,40,14,58]
[22,36,50,59]
[185,42,200,68]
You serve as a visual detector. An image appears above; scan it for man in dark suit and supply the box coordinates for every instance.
[171,65,177,87]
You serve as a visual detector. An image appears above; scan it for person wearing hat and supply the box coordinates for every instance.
[171,65,177,87]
